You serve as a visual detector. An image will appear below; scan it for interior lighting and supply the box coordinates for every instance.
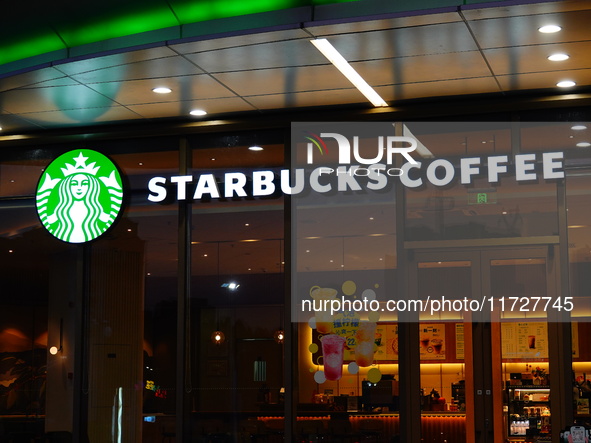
[310,38,388,107]
[211,331,225,345]
[572,125,588,130]
[221,282,240,290]
[248,145,263,151]
[547,53,569,61]
[538,25,561,33]
[576,142,591,148]
[557,80,576,87]
[152,87,172,94]
[190,109,207,116]
[274,330,285,344]
[50,318,64,354]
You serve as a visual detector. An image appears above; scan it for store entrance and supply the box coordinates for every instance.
[409,246,557,443]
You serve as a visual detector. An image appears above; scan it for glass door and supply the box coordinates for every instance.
[410,246,557,443]
[484,248,557,443]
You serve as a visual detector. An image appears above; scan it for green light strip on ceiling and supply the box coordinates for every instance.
[0,0,358,67]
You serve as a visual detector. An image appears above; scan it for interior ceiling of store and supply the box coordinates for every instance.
[0,0,590,135]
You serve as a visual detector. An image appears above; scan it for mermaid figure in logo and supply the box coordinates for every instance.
[46,172,111,243]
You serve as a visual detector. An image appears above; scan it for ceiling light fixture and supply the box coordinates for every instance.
[556,80,576,88]
[576,142,591,148]
[538,25,561,33]
[548,53,569,61]
[310,38,388,107]
[152,87,172,94]
[249,145,263,151]
[571,125,588,130]
[190,109,207,116]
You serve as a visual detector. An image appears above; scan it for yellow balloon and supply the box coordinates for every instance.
[368,311,380,323]
[367,367,382,384]
[342,280,356,296]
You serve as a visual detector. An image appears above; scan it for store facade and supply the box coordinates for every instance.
[2,1,591,443]
[2,115,591,443]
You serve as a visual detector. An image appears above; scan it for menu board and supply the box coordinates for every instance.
[501,322,548,359]
[380,324,399,361]
[419,324,446,360]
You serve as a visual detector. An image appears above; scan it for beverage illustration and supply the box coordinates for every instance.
[355,321,377,367]
[321,334,346,381]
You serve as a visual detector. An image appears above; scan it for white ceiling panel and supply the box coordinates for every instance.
[127,97,255,118]
[466,9,591,49]
[55,46,179,76]
[67,56,203,83]
[15,106,142,127]
[0,84,118,113]
[306,11,461,36]
[184,39,328,72]
[85,74,237,105]
[351,51,491,85]
[375,77,501,101]
[211,64,355,96]
[496,68,591,91]
[245,88,366,110]
[320,22,480,60]
[0,67,67,93]
[169,28,310,54]
[484,41,591,76]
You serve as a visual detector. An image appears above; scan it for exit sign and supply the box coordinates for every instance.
[468,190,497,205]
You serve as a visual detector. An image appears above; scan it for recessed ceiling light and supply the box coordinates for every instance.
[539,25,561,33]
[152,87,172,94]
[577,142,591,148]
[572,125,588,130]
[249,145,263,151]
[190,109,207,116]
[548,53,569,61]
[557,80,576,87]
[0,126,3,131]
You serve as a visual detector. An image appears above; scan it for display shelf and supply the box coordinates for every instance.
[505,385,551,441]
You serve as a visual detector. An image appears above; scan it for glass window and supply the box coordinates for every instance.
[189,130,286,440]
[404,122,559,242]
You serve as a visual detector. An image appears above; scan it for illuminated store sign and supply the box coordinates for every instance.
[147,151,564,203]
[36,150,123,243]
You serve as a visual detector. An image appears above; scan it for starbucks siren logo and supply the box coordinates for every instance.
[36,149,123,243]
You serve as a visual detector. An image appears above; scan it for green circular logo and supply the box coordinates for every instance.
[36,149,123,243]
